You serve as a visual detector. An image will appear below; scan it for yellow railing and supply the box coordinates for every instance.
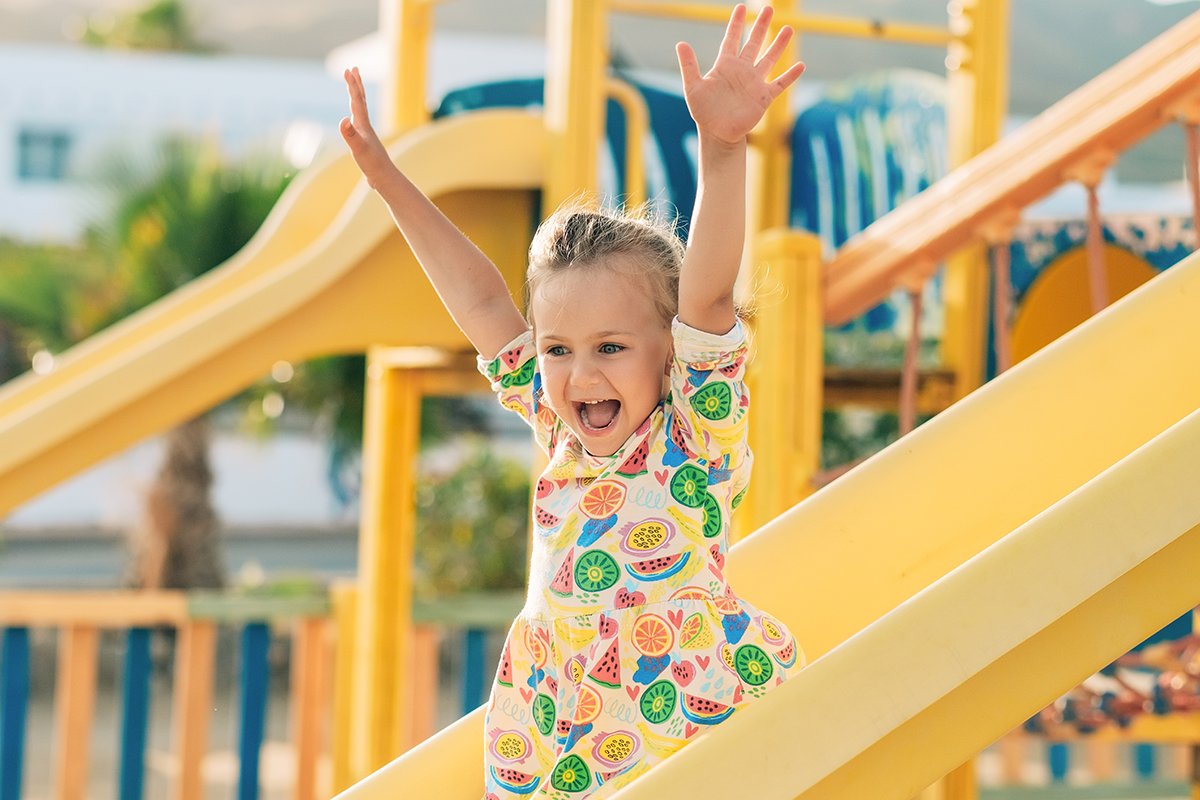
[608,1,955,47]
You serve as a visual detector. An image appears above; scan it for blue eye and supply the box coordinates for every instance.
[599,343,623,354]
[545,345,567,357]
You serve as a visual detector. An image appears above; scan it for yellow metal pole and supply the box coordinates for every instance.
[329,582,358,795]
[544,0,609,210]
[350,350,422,778]
[747,0,799,236]
[606,77,649,208]
[379,0,433,137]
[738,229,823,541]
[940,760,977,800]
[942,0,1011,401]
[738,0,812,542]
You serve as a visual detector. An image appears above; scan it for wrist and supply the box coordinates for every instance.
[696,130,747,157]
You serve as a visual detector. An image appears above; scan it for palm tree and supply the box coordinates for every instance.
[0,139,291,589]
[99,140,292,589]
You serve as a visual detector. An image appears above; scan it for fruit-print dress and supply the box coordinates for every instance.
[478,318,803,799]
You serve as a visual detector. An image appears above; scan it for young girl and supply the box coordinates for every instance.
[341,5,805,797]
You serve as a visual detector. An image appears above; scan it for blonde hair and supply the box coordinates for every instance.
[525,203,684,328]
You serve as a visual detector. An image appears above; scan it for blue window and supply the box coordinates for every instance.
[17,129,72,181]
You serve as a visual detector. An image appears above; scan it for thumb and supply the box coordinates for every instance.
[676,42,702,93]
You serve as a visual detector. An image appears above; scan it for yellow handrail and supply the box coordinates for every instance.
[824,5,1200,325]
[605,77,649,207]
[607,0,954,47]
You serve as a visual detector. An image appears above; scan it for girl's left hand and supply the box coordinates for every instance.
[676,4,806,146]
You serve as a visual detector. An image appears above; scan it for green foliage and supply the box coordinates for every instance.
[0,140,291,387]
[88,139,292,329]
[821,409,898,471]
[82,0,210,53]
[0,239,107,358]
[413,441,530,598]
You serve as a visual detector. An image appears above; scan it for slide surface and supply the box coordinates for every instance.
[336,249,1200,799]
[0,109,545,517]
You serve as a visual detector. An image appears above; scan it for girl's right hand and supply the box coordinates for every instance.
[339,67,396,189]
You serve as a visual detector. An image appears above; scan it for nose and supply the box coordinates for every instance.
[569,353,601,389]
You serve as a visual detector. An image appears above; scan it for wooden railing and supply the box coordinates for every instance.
[823,7,1200,326]
[0,588,526,800]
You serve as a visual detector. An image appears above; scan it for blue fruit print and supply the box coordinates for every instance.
[685,366,712,388]
[662,430,688,468]
[707,453,732,485]
[558,721,592,752]
[527,666,546,690]
[722,610,751,645]
[632,654,671,685]
[577,513,618,547]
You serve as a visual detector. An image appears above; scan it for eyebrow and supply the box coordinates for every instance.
[537,330,637,342]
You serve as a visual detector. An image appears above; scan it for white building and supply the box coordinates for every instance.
[0,32,545,541]
[0,32,547,243]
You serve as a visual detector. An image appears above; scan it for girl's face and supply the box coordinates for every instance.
[531,261,673,457]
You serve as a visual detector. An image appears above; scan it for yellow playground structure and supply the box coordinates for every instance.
[4,0,1200,798]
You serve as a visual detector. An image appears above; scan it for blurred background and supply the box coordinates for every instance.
[2,2,1200,799]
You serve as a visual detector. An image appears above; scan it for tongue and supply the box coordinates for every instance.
[582,400,619,429]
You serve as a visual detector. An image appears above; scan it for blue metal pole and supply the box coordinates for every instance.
[462,629,486,715]
[0,628,30,800]
[1135,742,1156,780]
[237,623,270,800]
[119,628,153,800]
[1048,742,1069,782]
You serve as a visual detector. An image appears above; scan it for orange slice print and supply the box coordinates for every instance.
[711,595,742,616]
[579,480,627,520]
[525,627,548,668]
[572,683,603,725]
[631,614,674,657]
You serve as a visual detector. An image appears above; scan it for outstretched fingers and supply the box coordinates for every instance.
[770,60,806,97]
[754,23,794,77]
[717,3,747,58]
[342,67,374,137]
[739,4,772,62]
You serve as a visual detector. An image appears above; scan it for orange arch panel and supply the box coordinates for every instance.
[1010,244,1157,365]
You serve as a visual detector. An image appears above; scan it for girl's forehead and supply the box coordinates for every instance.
[531,266,667,338]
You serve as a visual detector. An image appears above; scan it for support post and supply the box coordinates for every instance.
[738,229,823,541]
[462,629,487,716]
[290,617,328,800]
[52,625,98,800]
[329,583,358,795]
[942,0,1010,400]
[544,0,609,211]
[941,759,977,800]
[119,628,153,800]
[379,0,433,136]
[171,620,216,800]
[237,623,271,800]
[746,0,800,237]
[408,625,439,748]
[0,628,29,800]
[350,351,423,778]
[1190,743,1200,800]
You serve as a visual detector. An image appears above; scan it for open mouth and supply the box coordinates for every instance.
[577,399,620,432]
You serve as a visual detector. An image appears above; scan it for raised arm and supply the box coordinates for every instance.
[339,67,528,359]
[675,5,805,334]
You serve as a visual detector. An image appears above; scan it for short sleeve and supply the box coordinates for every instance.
[667,318,750,463]
[477,330,561,454]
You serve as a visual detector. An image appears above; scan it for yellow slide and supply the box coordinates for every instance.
[336,249,1200,798]
[0,108,544,517]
